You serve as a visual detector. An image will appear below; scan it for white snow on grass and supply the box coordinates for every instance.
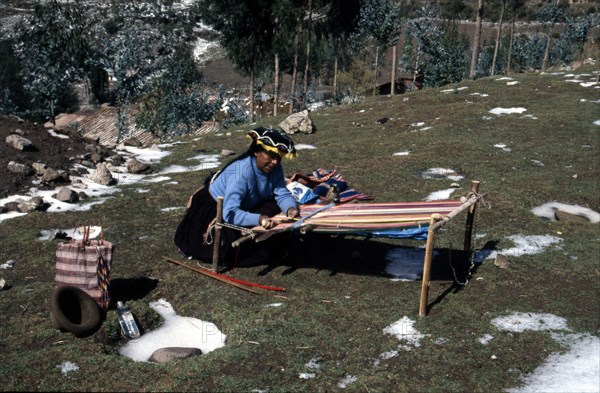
[420,168,464,181]
[478,333,494,345]
[441,86,468,93]
[474,234,563,263]
[57,361,79,374]
[118,299,226,362]
[295,143,317,150]
[393,151,410,156]
[531,202,600,223]
[383,316,429,349]
[491,312,600,393]
[426,188,456,201]
[489,107,527,115]
[337,374,358,389]
[494,143,511,152]
[491,312,570,333]
[593,120,600,126]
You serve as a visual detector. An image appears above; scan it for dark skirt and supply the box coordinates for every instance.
[173,186,282,267]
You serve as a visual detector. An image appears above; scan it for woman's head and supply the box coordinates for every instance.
[247,127,296,159]
[247,127,297,174]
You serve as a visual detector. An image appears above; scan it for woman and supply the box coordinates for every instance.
[174,126,300,267]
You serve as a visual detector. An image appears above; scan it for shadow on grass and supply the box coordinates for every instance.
[238,232,486,285]
[109,276,160,303]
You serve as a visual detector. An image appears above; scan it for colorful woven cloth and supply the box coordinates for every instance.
[256,200,463,240]
[292,168,374,204]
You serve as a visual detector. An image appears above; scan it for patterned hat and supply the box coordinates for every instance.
[247,127,297,159]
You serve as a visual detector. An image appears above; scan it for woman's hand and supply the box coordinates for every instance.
[259,215,276,229]
[286,207,299,219]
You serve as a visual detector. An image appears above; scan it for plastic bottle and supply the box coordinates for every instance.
[116,301,140,339]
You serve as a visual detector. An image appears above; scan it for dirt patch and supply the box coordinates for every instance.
[0,114,92,199]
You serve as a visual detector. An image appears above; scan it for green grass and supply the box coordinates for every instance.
[1,68,599,392]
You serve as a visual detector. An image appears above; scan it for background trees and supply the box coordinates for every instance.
[0,0,598,139]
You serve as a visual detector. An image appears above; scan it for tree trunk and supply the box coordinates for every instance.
[333,54,338,104]
[290,16,302,114]
[373,45,379,96]
[469,0,484,79]
[491,0,505,76]
[507,11,516,75]
[274,52,279,117]
[542,35,551,72]
[250,67,255,122]
[390,43,397,95]
[302,0,313,106]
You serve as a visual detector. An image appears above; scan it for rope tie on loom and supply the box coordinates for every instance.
[96,245,110,309]
[203,218,255,245]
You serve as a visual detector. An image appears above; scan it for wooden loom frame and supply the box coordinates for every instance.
[210,180,485,317]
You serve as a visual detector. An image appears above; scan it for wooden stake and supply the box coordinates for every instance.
[212,196,223,273]
[419,214,442,317]
[463,180,480,254]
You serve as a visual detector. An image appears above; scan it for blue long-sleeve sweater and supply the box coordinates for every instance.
[208,156,297,227]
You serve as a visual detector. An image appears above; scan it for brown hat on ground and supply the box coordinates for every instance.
[50,286,102,338]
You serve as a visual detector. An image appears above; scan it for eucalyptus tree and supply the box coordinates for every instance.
[85,1,185,141]
[490,0,507,76]
[352,0,403,96]
[536,2,567,72]
[135,43,224,138]
[506,0,525,74]
[198,0,275,121]
[325,0,361,102]
[14,0,90,125]
[272,0,303,116]
[402,5,467,88]
[469,0,484,79]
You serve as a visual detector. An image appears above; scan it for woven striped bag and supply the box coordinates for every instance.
[55,224,113,310]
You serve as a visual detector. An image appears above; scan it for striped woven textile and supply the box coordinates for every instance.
[254,200,464,240]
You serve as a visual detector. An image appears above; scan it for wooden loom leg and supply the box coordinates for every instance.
[419,214,442,317]
[463,180,480,254]
[212,196,224,273]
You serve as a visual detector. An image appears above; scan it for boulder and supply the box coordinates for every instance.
[278,109,315,134]
[55,187,79,203]
[7,161,34,176]
[6,134,35,151]
[127,158,153,174]
[90,162,115,186]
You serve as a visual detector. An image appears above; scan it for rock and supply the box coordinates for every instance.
[42,167,66,183]
[32,162,47,175]
[90,152,104,164]
[278,109,315,134]
[221,149,235,156]
[554,210,590,223]
[90,162,115,185]
[17,200,39,213]
[55,187,79,203]
[3,201,20,212]
[127,158,153,174]
[7,161,34,176]
[494,254,510,269]
[6,134,35,151]
[376,117,389,124]
[148,347,203,363]
[123,137,143,147]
